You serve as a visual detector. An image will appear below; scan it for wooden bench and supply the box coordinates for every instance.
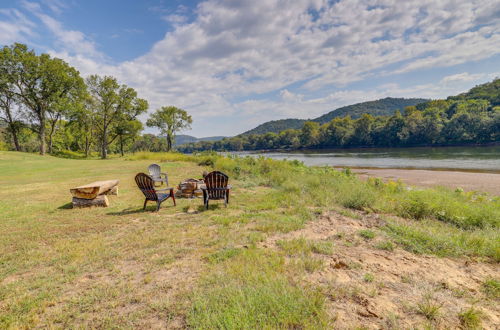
[70,180,119,208]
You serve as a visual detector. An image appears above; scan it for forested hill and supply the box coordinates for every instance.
[178,79,500,153]
[240,97,428,135]
[239,119,306,136]
[448,78,500,106]
[313,97,428,124]
[174,135,226,146]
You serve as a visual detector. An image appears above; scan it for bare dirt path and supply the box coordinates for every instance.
[347,168,500,195]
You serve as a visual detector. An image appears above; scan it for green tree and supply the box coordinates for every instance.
[0,43,86,155]
[0,78,22,151]
[114,119,143,156]
[87,75,148,159]
[146,106,193,151]
[351,114,374,146]
[299,121,320,147]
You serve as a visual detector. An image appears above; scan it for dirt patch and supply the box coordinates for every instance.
[262,212,500,329]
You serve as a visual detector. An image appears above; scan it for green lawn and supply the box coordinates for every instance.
[0,151,498,328]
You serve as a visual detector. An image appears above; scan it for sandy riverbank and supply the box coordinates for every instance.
[345,168,500,195]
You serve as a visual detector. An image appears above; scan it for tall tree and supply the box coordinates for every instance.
[87,75,148,159]
[146,106,193,151]
[299,121,320,147]
[0,77,22,151]
[0,43,86,155]
[114,119,143,156]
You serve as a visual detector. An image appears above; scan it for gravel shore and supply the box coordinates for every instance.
[348,168,500,195]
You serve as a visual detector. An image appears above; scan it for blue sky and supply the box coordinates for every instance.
[1,0,499,137]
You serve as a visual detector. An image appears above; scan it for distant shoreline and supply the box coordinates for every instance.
[333,166,500,175]
[230,141,500,153]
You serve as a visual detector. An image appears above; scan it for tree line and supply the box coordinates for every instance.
[0,43,192,158]
[179,79,500,152]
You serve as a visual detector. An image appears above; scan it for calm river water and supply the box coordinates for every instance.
[232,146,500,172]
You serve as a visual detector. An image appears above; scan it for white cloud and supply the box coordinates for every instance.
[21,1,104,59]
[1,0,499,136]
[162,14,188,24]
[0,8,36,44]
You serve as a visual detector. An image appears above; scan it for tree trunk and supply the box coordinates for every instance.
[48,133,54,154]
[167,133,172,151]
[1,101,21,151]
[85,136,90,158]
[48,116,59,154]
[119,135,124,156]
[4,120,21,152]
[39,116,46,155]
[11,125,21,151]
[101,129,108,159]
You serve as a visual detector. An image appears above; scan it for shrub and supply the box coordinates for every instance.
[335,181,376,210]
[363,273,375,283]
[375,241,394,251]
[458,307,483,329]
[481,277,500,299]
[358,229,376,240]
[416,295,442,320]
[0,140,9,151]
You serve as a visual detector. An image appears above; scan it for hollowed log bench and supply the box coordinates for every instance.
[70,180,119,208]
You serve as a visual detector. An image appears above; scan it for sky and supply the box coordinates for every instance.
[1,0,499,137]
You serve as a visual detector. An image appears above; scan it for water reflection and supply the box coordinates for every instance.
[231,146,500,172]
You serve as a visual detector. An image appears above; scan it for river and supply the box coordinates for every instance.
[231,146,500,172]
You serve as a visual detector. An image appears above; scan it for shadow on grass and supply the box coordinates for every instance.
[58,202,73,210]
[107,203,180,215]
[107,206,147,215]
[181,204,222,213]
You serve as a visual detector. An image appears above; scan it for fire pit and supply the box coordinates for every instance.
[177,178,205,198]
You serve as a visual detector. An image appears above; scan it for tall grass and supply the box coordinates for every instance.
[127,152,500,261]
[188,249,328,329]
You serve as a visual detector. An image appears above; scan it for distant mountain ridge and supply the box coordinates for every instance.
[240,97,428,136]
[175,135,226,146]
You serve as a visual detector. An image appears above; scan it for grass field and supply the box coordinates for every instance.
[0,151,499,328]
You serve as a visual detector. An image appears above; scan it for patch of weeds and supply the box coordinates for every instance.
[347,261,363,270]
[375,241,394,251]
[336,182,376,210]
[212,215,241,226]
[358,229,376,240]
[382,218,500,261]
[458,307,483,329]
[254,214,305,234]
[363,273,375,283]
[324,282,363,302]
[246,232,265,246]
[277,238,333,256]
[384,312,401,329]
[300,257,324,273]
[451,287,468,298]
[206,247,242,264]
[416,294,442,321]
[481,277,500,299]
[310,240,334,255]
[336,208,362,220]
[401,274,414,284]
[188,249,328,329]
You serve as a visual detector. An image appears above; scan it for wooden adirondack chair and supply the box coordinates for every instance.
[201,171,231,209]
[135,173,176,211]
[148,164,168,186]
